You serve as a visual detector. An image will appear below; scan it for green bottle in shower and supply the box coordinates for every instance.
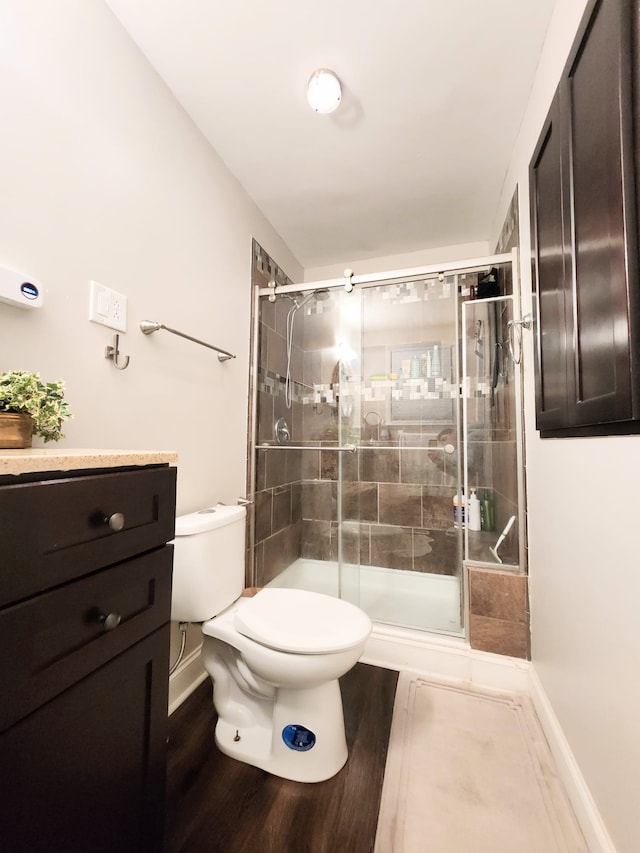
[479,489,495,531]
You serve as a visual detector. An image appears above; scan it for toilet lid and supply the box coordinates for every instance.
[233,588,372,654]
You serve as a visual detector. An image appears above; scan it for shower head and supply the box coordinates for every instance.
[295,292,315,310]
[291,289,331,310]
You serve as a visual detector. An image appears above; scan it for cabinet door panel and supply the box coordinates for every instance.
[0,625,170,853]
[566,0,637,424]
[530,0,640,436]
[530,92,570,429]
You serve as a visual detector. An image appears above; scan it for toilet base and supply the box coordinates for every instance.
[213,680,348,783]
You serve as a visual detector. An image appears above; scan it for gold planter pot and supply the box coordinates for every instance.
[0,413,34,449]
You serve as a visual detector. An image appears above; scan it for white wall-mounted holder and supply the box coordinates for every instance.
[89,280,127,332]
[0,265,43,309]
[105,334,130,370]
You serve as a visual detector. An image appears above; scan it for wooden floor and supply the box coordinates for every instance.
[165,663,399,853]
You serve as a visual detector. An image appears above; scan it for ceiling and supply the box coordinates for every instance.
[105,0,556,270]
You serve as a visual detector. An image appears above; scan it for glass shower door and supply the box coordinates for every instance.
[252,252,522,635]
[253,284,362,606]
[352,275,464,635]
[333,288,363,607]
[461,294,524,569]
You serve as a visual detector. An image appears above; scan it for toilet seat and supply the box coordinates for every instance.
[233,588,371,654]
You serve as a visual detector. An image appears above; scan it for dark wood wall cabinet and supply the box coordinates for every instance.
[0,464,176,853]
[530,0,640,436]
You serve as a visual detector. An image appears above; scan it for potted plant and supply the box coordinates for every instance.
[0,370,72,448]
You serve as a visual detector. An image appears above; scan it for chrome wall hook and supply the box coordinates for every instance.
[105,334,130,370]
[512,313,533,331]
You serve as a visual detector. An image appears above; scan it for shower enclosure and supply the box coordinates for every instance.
[248,250,525,637]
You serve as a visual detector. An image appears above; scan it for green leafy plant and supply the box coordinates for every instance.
[0,370,72,442]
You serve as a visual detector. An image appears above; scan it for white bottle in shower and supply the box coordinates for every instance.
[468,489,481,532]
[431,345,440,376]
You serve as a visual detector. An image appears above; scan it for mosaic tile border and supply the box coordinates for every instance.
[258,366,312,405]
[252,238,293,288]
[364,275,479,305]
[258,368,492,406]
[494,187,519,254]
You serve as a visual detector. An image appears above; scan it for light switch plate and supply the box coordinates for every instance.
[89,280,127,332]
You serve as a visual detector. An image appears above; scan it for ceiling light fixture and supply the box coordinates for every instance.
[307,69,342,114]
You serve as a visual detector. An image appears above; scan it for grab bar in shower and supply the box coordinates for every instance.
[358,446,451,451]
[256,444,357,453]
[139,321,236,362]
[255,444,451,452]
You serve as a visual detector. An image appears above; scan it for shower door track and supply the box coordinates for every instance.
[257,250,515,298]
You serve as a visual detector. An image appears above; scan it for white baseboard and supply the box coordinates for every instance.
[362,624,531,694]
[168,646,208,716]
[528,668,616,853]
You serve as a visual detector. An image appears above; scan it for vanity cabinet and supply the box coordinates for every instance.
[0,464,176,853]
[530,0,640,436]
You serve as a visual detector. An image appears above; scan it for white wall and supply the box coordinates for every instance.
[304,240,490,282]
[0,0,302,517]
[494,1,640,850]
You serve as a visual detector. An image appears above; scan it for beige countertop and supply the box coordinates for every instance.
[0,448,178,476]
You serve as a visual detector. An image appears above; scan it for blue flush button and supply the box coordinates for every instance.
[20,282,39,300]
[282,724,316,751]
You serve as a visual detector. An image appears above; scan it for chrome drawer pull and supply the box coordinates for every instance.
[105,512,125,531]
[95,611,122,632]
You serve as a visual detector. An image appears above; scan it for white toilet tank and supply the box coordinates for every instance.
[171,504,246,623]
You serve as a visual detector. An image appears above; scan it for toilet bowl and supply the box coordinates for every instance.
[171,505,372,782]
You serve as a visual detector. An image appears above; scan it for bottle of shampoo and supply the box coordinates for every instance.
[468,489,481,531]
[452,492,465,528]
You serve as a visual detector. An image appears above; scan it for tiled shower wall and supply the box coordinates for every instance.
[251,249,516,580]
[251,242,303,584]
[251,247,467,582]
[298,444,463,575]
[297,276,466,577]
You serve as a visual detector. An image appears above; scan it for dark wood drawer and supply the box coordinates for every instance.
[0,465,176,606]
[0,546,172,733]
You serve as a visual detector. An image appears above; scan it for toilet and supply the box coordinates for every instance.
[171,504,372,783]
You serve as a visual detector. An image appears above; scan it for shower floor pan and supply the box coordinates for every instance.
[266,558,462,635]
